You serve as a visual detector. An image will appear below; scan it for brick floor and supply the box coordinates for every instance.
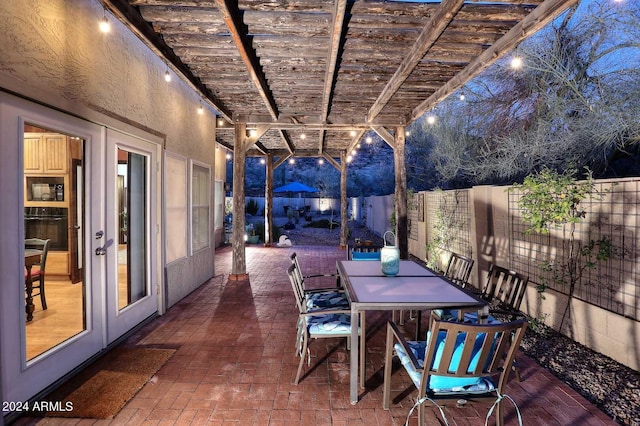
[16,245,619,425]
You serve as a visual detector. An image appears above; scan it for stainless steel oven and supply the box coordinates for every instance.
[24,207,68,251]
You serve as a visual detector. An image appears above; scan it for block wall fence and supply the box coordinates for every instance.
[356,178,640,371]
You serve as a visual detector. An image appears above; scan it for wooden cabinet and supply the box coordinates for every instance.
[24,133,68,174]
[24,133,71,276]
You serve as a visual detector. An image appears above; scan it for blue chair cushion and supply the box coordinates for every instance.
[351,251,381,261]
[306,313,352,335]
[305,291,349,311]
[432,309,501,325]
[394,331,496,393]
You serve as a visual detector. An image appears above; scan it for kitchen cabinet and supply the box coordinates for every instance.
[24,133,68,174]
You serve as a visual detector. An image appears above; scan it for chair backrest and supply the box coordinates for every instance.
[482,263,529,314]
[421,319,528,394]
[289,252,307,289]
[444,252,474,288]
[348,245,381,260]
[286,263,307,313]
[25,238,51,272]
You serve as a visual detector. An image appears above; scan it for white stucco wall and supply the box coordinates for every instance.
[0,0,216,306]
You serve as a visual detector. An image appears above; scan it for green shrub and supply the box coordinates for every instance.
[246,199,259,215]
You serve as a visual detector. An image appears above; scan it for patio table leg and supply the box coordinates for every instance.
[350,306,359,404]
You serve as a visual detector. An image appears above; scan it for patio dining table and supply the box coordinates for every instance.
[337,259,488,404]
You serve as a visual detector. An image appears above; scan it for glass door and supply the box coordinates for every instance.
[105,129,159,343]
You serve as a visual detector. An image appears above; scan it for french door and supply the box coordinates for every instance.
[0,94,161,406]
[104,129,159,342]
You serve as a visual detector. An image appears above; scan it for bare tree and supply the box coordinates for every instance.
[414,0,640,187]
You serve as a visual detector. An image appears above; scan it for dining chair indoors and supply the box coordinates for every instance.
[25,238,51,310]
[383,319,528,426]
[286,264,362,384]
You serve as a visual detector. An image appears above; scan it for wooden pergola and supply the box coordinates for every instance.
[106,0,577,279]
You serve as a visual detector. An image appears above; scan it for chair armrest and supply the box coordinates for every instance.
[304,273,337,279]
[304,288,345,294]
[388,321,423,371]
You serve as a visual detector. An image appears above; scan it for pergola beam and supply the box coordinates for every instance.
[410,0,579,122]
[367,0,465,122]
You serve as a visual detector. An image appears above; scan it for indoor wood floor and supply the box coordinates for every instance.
[26,247,129,360]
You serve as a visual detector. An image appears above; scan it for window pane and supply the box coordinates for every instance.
[191,164,210,252]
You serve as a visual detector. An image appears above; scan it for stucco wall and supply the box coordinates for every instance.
[0,0,216,306]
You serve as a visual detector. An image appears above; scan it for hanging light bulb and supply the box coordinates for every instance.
[318,158,324,165]
[99,10,110,33]
[349,130,356,137]
[427,115,436,125]
[288,158,295,165]
[260,158,266,165]
[459,92,465,101]
[218,118,224,126]
[164,70,171,82]
[405,130,411,136]
[365,136,373,144]
[226,153,232,160]
[346,155,353,163]
[300,133,306,140]
[511,55,523,69]
[198,104,204,115]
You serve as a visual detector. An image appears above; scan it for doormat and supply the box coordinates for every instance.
[39,346,175,419]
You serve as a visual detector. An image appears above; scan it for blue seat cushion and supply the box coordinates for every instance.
[351,251,381,261]
[305,291,349,311]
[306,313,352,335]
[394,331,496,394]
[432,309,501,325]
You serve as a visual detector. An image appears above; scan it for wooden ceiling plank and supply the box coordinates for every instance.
[410,0,579,122]
[367,0,466,122]
[215,0,279,119]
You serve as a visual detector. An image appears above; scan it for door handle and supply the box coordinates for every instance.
[95,247,106,256]
[95,230,104,239]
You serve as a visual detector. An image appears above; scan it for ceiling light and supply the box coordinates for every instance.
[249,129,257,137]
[300,133,306,140]
[217,118,224,126]
[350,130,356,137]
[99,11,110,33]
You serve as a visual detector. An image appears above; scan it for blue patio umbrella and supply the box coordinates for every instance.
[274,181,319,211]
[273,181,320,194]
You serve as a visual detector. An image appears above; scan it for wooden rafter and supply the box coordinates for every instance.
[215,0,279,119]
[410,0,579,122]
[366,0,465,122]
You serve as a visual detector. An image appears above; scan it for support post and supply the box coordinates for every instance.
[231,122,248,280]
[394,126,408,259]
[264,153,274,246]
[340,150,348,249]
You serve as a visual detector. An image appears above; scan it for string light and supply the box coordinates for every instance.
[300,133,306,140]
[511,55,523,69]
[346,155,353,163]
[349,130,356,137]
[99,9,110,33]
[288,158,295,165]
[198,104,204,115]
[366,136,373,144]
[226,153,232,160]
[459,93,465,101]
[405,130,411,136]
[164,70,171,83]
[427,115,436,125]
[217,118,225,126]
[249,129,257,137]
[260,158,266,165]
[318,158,324,165]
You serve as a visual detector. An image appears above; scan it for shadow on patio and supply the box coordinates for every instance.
[16,245,617,425]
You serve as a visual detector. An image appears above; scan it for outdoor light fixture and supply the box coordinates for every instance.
[164,70,171,82]
[366,136,373,144]
[346,155,353,163]
[289,158,295,164]
[300,133,306,140]
[99,10,110,33]
[351,149,357,156]
[405,130,411,136]
[427,115,436,125]
[198,105,204,115]
[249,129,257,137]
[218,118,224,126]
[318,158,324,165]
[459,93,465,101]
[226,153,231,160]
[260,158,266,165]
[357,143,361,149]
[511,56,523,69]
